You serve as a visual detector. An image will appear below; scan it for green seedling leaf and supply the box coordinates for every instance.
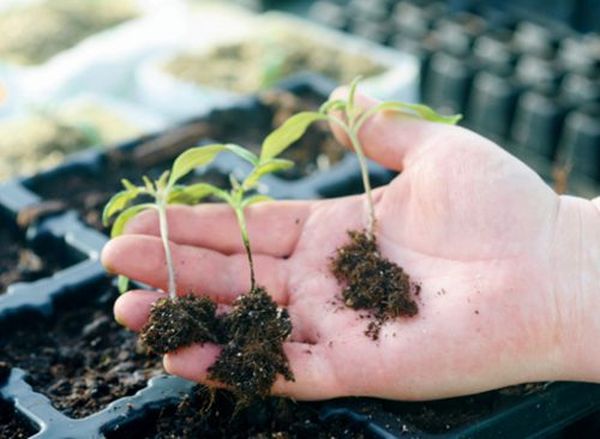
[121,178,137,192]
[260,112,327,161]
[319,99,346,114]
[243,158,294,190]
[118,275,130,294]
[102,189,141,227]
[375,102,462,125]
[111,203,154,238]
[241,194,273,208]
[167,183,223,204]
[156,170,170,190]
[223,143,259,166]
[347,75,362,118]
[169,143,228,186]
[142,176,154,193]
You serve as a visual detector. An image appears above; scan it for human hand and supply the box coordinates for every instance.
[101,89,600,400]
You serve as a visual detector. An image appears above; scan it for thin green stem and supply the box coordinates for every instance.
[328,115,376,238]
[234,205,256,292]
[348,128,376,239]
[157,195,177,299]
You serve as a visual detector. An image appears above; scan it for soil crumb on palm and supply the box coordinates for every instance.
[141,295,222,355]
[209,286,294,406]
[331,230,419,339]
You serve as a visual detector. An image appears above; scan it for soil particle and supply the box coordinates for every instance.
[209,287,294,406]
[331,230,419,339]
[0,284,162,418]
[0,399,37,438]
[107,386,364,439]
[141,295,222,355]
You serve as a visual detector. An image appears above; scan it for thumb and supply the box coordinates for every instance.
[328,86,454,172]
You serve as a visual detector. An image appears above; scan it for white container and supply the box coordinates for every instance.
[135,8,420,122]
[0,93,166,180]
[0,0,188,107]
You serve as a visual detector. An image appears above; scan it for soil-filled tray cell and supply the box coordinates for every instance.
[0,281,163,419]
[0,398,39,438]
[0,222,80,295]
[105,386,366,439]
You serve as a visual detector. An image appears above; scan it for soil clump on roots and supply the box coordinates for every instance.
[140,287,293,405]
[331,230,419,339]
[141,295,222,355]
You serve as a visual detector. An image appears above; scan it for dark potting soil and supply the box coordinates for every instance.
[209,287,294,405]
[0,224,71,294]
[376,383,548,434]
[106,386,364,439]
[0,283,163,418]
[0,361,9,384]
[28,89,345,232]
[0,399,38,439]
[141,295,223,355]
[331,230,419,340]
[140,287,293,405]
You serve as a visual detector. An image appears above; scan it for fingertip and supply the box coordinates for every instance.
[163,344,221,382]
[101,238,120,274]
[113,294,127,326]
[113,290,164,331]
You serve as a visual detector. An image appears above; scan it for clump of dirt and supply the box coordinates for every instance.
[209,287,294,405]
[141,295,223,355]
[106,385,364,439]
[140,287,294,405]
[331,230,419,339]
[0,399,37,439]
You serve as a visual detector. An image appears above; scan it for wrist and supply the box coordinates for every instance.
[553,195,600,382]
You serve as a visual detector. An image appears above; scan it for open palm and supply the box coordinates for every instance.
[102,91,578,401]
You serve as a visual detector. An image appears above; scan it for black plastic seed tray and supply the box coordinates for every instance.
[306,0,600,195]
[1,74,600,438]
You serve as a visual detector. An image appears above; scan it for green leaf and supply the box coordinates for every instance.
[118,275,130,294]
[243,158,294,190]
[102,189,141,227]
[142,176,154,192]
[156,170,170,190]
[375,102,462,125]
[241,194,273,208]
[110,204,154,238]
[260,112,327,161]
[169,144,227,186]
[223,143,259,166]
[121,179,137,192]
[167,183,222,205]
[347,76,362,116]
[319,99,346,114]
